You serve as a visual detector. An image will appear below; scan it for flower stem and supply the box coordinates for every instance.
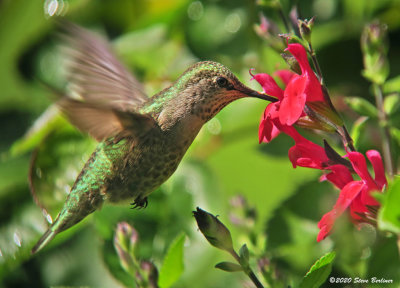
[373,84,395,178]
[229,249,265,288]
[338,125,356,152]
[132,260,150,288]
[308,43,324,85]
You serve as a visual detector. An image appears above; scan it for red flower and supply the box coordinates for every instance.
[253,74,330,168]
[283,126,329,169]
[254,43,329,143]
[320,164,353,189]
[253,72,330,169]
[317,150,387,242]
[278,43,325,126]
[253,38,386,244]
[253,70,290,143]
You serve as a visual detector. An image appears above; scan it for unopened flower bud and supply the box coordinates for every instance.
[254,13,285,52]
[114,222,138,273]
[115,222,138,252]
[281,53,301,75]
[229,195,257,230]
[363,22,387,47]
[193,207,234,253]
[258,256,271,272]
[298,17,315,44]
[361,21,389,84]
[139,261,159,288]
[230,195,246,208]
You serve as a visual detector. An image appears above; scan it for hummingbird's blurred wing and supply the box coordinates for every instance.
[58,99,157,141]
[58,24,157,141]
[62,23,148,106]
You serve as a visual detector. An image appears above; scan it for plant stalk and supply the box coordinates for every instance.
[373,84,395,178]
[230,249,265,288]
[338,125,356,152]
[308,43,324,85]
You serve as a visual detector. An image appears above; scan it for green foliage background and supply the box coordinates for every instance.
[1,0,400,287]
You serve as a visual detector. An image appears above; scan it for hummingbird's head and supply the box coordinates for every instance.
[156,61,274,132]
[169,61,273,122]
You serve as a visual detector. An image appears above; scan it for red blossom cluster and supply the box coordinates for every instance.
[253,43,387,241]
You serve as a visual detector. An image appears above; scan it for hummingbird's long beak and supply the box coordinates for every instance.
[239,86,278,103]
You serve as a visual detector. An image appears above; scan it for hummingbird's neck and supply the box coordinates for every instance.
[158,89,206,133]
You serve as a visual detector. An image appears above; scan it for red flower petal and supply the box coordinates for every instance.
[317,210,336,242]
[323,164,353,189]
[259,104,281,143]
[274,70,295,86]
[251,73,284,100]
[304,78,325,102]
[259,116,276,143]
[286,44,312,74]
[279,75,307,125]
[333,181,364,213]
[286,130,329,169]
[361,189,380,206]
[349,191,369,220]
[347,152,376,188]
[317,181,364,241]
[286,43,325,102]
[366,150,387,189]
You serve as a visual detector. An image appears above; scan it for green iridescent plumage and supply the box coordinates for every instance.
[31,24,272,254]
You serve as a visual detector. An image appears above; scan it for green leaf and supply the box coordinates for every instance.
[158,233,186,288]
[215,261,243,272]
[383,75,400,94]
[299,251,336,288]
[345,97,378,118]
[361,57,390,85]
[391,128,400,146]
[350,116,369,148]
[384,93,400,116]
[239,244,250,267]
[378,176,400,233]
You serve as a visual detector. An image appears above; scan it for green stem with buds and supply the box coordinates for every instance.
[229,249,265,288]
[373,83,395,178]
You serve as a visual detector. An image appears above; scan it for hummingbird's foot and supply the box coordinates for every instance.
[130,197,148,209]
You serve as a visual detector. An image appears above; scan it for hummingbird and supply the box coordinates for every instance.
[31,24,273,254]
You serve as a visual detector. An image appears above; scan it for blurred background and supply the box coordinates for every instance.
[1,0,400,287]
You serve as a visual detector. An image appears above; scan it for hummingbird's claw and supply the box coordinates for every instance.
[130,197,148,209]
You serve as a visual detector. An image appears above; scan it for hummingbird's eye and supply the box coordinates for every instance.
[216,76,229,88]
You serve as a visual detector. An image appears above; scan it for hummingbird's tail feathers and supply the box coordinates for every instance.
[31,228,57,254]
